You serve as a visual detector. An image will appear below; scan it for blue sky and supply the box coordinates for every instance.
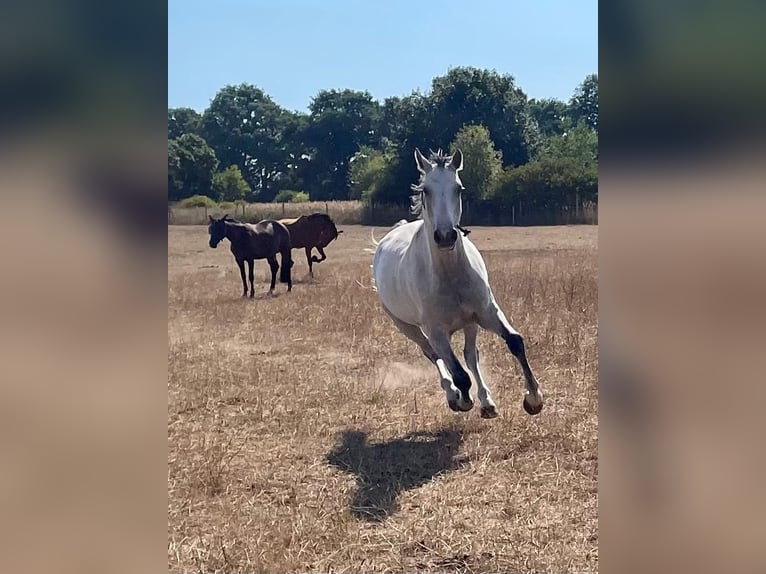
[169,0,597,113]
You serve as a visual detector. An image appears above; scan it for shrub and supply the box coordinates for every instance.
[273,190,310,203]
[178,195,218,209]
[212,165,250,202]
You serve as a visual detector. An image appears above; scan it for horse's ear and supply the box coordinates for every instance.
[208,215,214,223]
[222,214,229,221]
[414,148,433,175]
[450,149,464,173]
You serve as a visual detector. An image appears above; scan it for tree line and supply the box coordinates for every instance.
[168,67,597,214]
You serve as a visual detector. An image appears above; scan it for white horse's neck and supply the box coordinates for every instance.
[416,221,467,278]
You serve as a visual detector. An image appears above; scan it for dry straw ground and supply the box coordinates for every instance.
[168,224,598,573]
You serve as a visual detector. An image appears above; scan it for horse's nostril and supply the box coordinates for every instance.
[434,229,458,245]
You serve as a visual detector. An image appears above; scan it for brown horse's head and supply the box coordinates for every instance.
[208,213,231,248]
[310,213,342,244]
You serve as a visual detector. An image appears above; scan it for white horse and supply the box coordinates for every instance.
[371,148,544,418]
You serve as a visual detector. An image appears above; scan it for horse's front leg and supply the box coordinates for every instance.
[422,326,474,412]
[247,260,255,298]
[478,304,543,415]
[236,258,247,297]
[463,323,498,418]
[305,247,313,278]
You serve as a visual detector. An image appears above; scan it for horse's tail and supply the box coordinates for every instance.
[277,223,293,285]
[359,228,382,291]
[363,227,379,255]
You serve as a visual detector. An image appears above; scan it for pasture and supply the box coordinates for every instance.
[168,224,598,573]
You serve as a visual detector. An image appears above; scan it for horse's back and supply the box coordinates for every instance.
[283,213,338,249]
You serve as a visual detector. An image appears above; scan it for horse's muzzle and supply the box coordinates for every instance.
[434,228,458,250]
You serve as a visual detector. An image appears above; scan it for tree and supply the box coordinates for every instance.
[449,125,503,200]
[348,145,391,201]
[168,107,202,139]
[167,134,219,201]
[428,67,539,168]
[538,119,598,165]
[373,92,434,204]
[212,165,251,202]
[302,89,382,200]
[493,156,598,211]
[569,74,598,132]
[201,84,291,201]
[529,98,569,138]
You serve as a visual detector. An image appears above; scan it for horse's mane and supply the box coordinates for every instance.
[410,149,453,219]
[304,212,340,234]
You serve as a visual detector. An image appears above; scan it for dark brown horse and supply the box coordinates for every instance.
[279,213,343,278]
[208,214,293,297]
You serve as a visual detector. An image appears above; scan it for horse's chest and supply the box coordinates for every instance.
[429,283,481,325]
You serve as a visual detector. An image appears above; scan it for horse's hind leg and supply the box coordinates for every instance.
[463,323,498,418]
[478,304,543,415]
[383,308,471,412]
[247,260,255,298]
[236,258,247,297]
[267,256,279,295]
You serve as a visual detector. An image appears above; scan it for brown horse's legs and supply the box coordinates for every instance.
[247,259,255,298]
[236,258,248,297]
[311,246,327,264]
[267,256,279,293]
[305,247,313,278]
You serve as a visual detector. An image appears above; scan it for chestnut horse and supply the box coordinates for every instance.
[279,213,342,278]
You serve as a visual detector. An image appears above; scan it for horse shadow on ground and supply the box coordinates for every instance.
[326,429,467,522]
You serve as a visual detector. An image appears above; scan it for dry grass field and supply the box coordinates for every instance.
[168,224,598,573]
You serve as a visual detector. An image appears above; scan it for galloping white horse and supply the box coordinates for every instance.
[372,148,544,418]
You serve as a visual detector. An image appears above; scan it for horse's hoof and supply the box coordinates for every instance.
[523,396,543,415]
[457,397,474,412]
[480,405,499,419]
[447,400,461,412]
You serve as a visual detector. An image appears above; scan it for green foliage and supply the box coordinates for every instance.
[201,84,292,201]
[538,119,598,165]
[492,157,598,210]
[449,125,503,200]
[428,67,539,167]
[168,68,598,220]
[273,190,310,203]
[168,134,219,201]
[168,107,201,139]
[212,165,251,202]
[569,74,598,132]
[529,98,569,138]
[178,194,219,208]
[302,89,383,200]
[348,146,391,202]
